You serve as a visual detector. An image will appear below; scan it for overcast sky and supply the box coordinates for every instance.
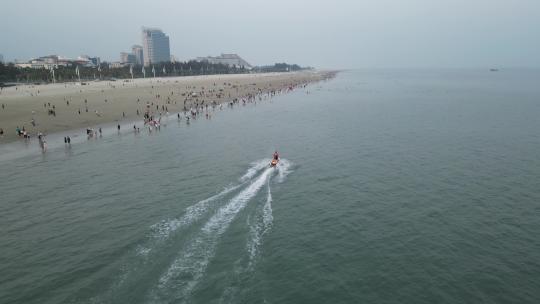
[1,0,539,68]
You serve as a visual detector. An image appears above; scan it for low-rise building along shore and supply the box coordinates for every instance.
[196,54,252,69]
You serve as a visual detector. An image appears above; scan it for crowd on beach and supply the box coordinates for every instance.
[0,72,336,152]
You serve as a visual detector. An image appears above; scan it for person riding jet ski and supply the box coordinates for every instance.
[271,151,279,167]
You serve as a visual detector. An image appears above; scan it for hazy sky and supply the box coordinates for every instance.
[1,0,539,68]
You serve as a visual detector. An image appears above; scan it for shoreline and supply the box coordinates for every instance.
[0,71,336,144]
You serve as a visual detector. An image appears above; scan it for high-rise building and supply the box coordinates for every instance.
[142,27,170,66]
[0,54,4,64]
[132,45,144,65]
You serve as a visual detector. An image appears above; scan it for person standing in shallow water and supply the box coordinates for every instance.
[117,124,120,132]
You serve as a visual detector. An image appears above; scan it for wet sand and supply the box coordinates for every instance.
[0,71,333,143]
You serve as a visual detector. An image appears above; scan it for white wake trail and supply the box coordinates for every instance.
[239,159,272,182]
[149,185,241,240]
[219,160,292,303]
[144,160,270,249]
[150,167,274,302]
[247,181,273,269]
[247,158,291,264]
[93,160,279,304]
[276,158,292,183]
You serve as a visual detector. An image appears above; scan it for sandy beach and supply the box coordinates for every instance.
[0,71,333,143]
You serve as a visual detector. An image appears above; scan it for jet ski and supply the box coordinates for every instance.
[271,151,280,167]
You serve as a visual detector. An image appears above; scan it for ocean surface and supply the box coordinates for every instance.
[1,69,539,304]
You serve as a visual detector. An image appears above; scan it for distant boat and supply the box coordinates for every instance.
[490,68,499,72]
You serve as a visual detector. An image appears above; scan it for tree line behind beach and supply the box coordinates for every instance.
[0,62,310,84]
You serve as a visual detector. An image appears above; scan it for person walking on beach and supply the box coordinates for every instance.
[117,124,121,132]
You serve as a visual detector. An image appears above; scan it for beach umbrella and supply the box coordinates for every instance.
[152,65,156,78]
[142,66,146,78]
[163,66,166,75]
[130,65,133,79]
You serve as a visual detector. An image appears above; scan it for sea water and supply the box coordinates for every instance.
[1,69,540,303]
